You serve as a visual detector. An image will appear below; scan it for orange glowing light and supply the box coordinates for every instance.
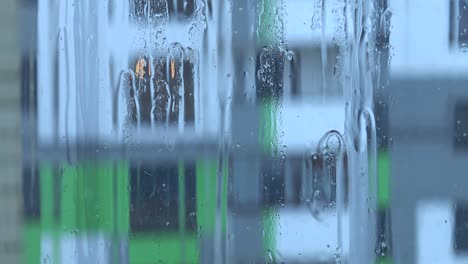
[171,59,175,79]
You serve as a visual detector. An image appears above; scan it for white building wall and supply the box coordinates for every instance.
[390,0,468,76]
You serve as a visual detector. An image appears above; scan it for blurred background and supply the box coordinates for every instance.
[0,0,467,263]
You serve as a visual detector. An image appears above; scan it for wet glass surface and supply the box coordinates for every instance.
[0,0,466,263]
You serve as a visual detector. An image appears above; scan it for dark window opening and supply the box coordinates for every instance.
[22,167,40,219]
[449,0,468,50]
[132,0,196,22]
[167,0,195,20]
[128,53,195,128]
[285,156,303,206]
[21,51,40,220]
[256,47,285,102]
[263,158,286,206]
[454,101,468,150]
[130,162,197,233]
[454,203,468,253]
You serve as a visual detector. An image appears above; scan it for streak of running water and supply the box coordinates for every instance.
[147,1,156,130]
[214,0,233,262]
[118,70,138,136]
[168,43,186,133]
[38,0,134,263]
[317,130,347,264]
[337,0,382,263]
[321,0,327,99]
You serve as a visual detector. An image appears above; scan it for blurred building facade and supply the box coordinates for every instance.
[389,0,468,263]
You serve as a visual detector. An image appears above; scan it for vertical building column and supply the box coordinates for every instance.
[229,1,264,262]
[0,0,21,263]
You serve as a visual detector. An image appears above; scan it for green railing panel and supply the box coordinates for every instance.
[23,221,41,264]
[378,151,390,209]
[116,162,130,234]
[61,165,78,231]
[262,207,277,256]
[129,233,198,264]
[195,158,228,235]
[40,164,55,231]
[258,0,282,47]
[195,160,217,234]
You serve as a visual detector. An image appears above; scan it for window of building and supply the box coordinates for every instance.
[454,203,468,253]
[131,0,196,22]
[449,0,468,50]
[454,101,468,150]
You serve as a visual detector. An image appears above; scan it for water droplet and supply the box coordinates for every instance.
[314,190,321,198]
[381,241,387,249]
[334,246,342,263]
[265,249,275,263]
[227,73,232,78]
[375,247,382,255]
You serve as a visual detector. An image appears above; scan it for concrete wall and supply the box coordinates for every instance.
[0,0,22,263]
